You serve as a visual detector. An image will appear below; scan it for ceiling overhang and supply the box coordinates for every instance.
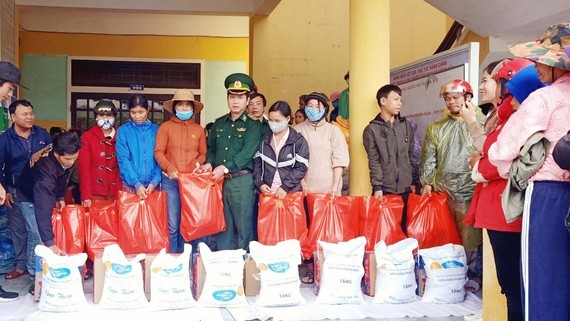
[424,0,570,39]
[16,0,281,16]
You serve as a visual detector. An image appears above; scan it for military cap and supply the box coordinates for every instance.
[224,73,255,94]
[93,99,118,116]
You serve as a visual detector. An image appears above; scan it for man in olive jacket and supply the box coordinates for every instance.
[363,84,418,231]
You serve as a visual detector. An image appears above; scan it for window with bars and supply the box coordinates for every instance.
[70,59,202,133]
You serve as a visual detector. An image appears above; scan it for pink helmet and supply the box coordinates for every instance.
[491,58,534,81]
[439,79,473,98]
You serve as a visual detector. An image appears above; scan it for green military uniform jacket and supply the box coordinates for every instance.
[206,112,263,172]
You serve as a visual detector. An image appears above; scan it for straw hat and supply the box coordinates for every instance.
[163,89,204,114]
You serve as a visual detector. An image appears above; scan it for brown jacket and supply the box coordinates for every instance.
[363,114,418,194]
[154,117,207,176]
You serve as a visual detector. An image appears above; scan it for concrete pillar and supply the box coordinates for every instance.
[348,0,390,196]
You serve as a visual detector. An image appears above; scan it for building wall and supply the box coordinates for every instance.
[19,31,249,129]
[251,0,449,108]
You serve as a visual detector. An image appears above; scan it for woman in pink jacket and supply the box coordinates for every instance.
[488,24,570,321]
[465,62,544,321]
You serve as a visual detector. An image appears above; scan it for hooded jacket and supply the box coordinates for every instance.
[363,114,418,194]
[253,128,309,193]
[116,120,162,189]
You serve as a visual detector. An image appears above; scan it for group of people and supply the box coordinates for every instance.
[0,22,568,321]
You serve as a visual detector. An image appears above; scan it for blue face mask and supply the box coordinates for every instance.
[176,110,193,121]
[304,106,325,121]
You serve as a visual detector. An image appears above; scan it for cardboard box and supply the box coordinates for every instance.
[34,255,84,301]
[191,253,205,300]
[361,251,377,296]
[93,254,145,304]
[243,254,260,296]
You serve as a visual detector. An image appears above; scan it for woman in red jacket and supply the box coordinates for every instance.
[464,62,545,321]
[78,100,122,207]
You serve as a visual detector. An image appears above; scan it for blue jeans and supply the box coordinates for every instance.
[161,173,183,253]
[20,201,40,279]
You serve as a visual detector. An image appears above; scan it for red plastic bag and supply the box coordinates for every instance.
[51,205,86,254]
[179,171,226,242]
[358,195,406,251]
[85,200,119,261]
[117,190,169,254]
[306,193,358,256]
[257,192,310,259]
[406,193,461,249]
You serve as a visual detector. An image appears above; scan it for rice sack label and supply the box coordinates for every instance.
[419,243,467,304]
[373,238,418,304]
[99,244,147,309]
[315,236,366,305]
[197,243,247,307]
[35,245,88,312]
[249,240,304,307]
[149,244,195,310]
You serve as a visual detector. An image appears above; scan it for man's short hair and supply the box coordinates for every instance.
[249,92,267,107]
[8,99,33,115]
[53,132,82,155]
[376,85,402,106]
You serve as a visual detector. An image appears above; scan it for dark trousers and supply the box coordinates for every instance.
[524,181,570,321]
[487,229,523,321]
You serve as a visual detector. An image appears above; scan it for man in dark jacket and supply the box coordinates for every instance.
[0,99,51,281]
[363,84,418,231]
[17,132,81,255]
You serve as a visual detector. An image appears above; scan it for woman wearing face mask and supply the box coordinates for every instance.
[295,92,349,195]
[78,99,122,208]
[154,89,206,253]
[253,101,309,199]
[116,95,161,200]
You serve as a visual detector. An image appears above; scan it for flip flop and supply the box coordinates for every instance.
[301,269,314,284]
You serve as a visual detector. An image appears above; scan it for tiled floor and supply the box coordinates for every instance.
[0,271,475,321]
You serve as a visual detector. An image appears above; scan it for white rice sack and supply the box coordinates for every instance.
[149,244,195,310]
[419,243,468,304]
[197,242,247,307]
[373,238,418,304]
[249,239,304,307]
[99,244,147,309]
[315,236,366,305]
[34,245,88,312]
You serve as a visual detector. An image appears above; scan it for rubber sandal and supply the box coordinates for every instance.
[301,269,314,284]
[4,269,29,280]
[465,279,481,293]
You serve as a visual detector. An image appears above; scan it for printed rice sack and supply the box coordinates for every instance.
[197,243,247,307]
[373,238,418,304]
[419,243,468,304]
[315,236,366,305]
[99,244,147,309]
[149,244,195,310]
[249,240,304,307]
[34,245,88,312]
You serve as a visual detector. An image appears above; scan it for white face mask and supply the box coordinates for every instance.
[96,117,115,130]
[268,120,289,134]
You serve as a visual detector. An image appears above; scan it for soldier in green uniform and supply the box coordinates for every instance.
[203,73,263,251]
